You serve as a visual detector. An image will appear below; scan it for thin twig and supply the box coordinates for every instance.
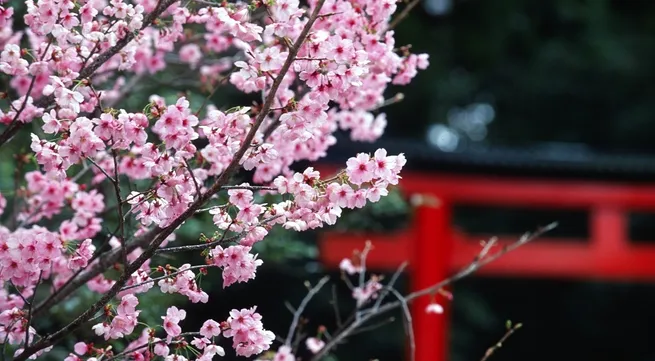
[346,317,396,337]
[184,159,202,200]
[194,71,232,117]
[387,0,421,31]
[71,161,90,182]
[2,39,53,137]
[8,281,30,306]
[480,323,522,361]
[119,265,212,292]
[369,93,405,112]
[357,241,373,294]
[111,149,128,270]
[387,287,415,361]
[284,301,296,315]
[401,223,557,304]
[285,276,330,346]
[373,261,408,310]
[330,284,342,328]
[105,74,144,108]
[87,157,116,183]
[8,153,26,230]
[154,215,283,254]
[222,185,277,191]
[24,272,43,347]
[262,113,282,142]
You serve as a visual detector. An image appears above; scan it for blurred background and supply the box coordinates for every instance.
[6,0,655,360]
[265,0,655,360]
[319,1,655,359]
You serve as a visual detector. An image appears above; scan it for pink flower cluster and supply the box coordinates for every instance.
[223,307,275,357]
[0,0,429,358]
[162,306,186,341]
[352,278,383,307]
[0,227,62,288]
[0,308,35,348]
[271,149,405,232]
[157,264,209,303]
[92,294,140,340]
[207,185,271,246]
[211,245,263,288]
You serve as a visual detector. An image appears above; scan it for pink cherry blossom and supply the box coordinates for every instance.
[162,306,186,340]
[273,345,295,361]
[306,337,325,354]
[346,153,374,185]
[200,319,221,338]
[0,0,429,358]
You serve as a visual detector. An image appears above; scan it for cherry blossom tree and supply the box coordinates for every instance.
[0,0,551,359]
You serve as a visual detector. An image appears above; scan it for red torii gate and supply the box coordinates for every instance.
[317,169,655,361]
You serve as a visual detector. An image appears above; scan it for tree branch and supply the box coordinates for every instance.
[119,265,211,292]
[285,276,330,346]
[310,222,557,361]
[480,322,522,361]
[387,0,421,31]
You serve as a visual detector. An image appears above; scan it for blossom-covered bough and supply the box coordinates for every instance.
[0,0,552,359]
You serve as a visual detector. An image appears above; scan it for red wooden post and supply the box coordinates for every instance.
[412,195,452,361]
[591,205,628,275]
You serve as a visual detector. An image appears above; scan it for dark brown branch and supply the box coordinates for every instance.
[24,272,42,347]
[111,149,128,270]
[184,159,202,201]
[387,0,421,31]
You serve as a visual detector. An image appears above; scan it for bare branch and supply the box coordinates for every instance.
[24,272,43,347]
[373,261,408,310]
[310,222,557,361]
[357,241,373,293]
[184,159,202,200]
[111,149,128,270]
[222,185,277,191]
[87,157,116,183]
[285,276,330,346]
[481,322,522,361]
[330,284,342,328]
[346,317,396,337]
[400,222,557,304]
[387,287,415,361]
[387,0,421,31]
